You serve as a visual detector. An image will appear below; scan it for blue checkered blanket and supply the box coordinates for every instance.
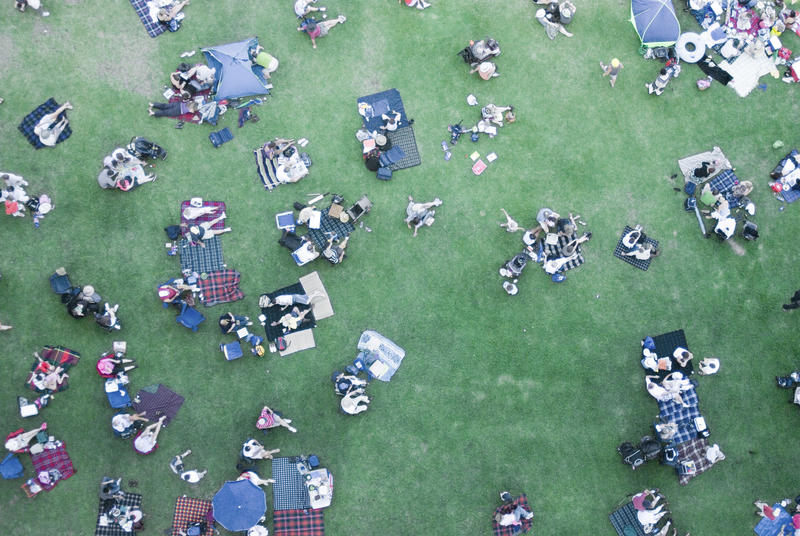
[129,0,168,37]
[657,387,699,419]
[272,457,311,511]
[657,406,701,445]
[708,169,744,208]
[18,99,72,149]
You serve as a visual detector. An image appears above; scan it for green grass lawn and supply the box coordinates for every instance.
[2,1,799,534]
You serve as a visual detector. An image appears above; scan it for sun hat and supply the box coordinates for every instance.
[82,285,95,296]
[38,195,52,214]
[478,62,496,80]
[611,58,620,68]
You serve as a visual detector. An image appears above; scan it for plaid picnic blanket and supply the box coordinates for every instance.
[129,0,167,38]
[307,207,356,251]
[18,99,72,149]
[254,146,281,190]
[95,492,143,536]
[178,237,225,275]
[542,230,585,272]
[492,494,533,535]
[386,125,421,171]
[180,200,226,230]
[197,269,244,307]
[608,501,647,536]
[261,282,316,342]
[132,384,184,426]
[26,345,81,393]
[274,509,325,536]
[613,226,659,271]
[273,457,311,511]
[170,496,213,536]
[168,89,211,124]
[657,406,702,445]
[754,503,795,536]
[30,441,74,491]
[677,437,717,485]
[708,169,745,208]
[657,386,699,418]
[773,150,800,204]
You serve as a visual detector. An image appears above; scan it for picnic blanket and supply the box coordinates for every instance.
[306,207,355,250]
[385,125,421,171]
[95,492,143,536]
[708,169,744,208]
[773,149,800,203]
[197,269,244,306]
[720,49,777,97]
[132,384,184,426]
[180,200,226,230]
[754,504,795,536]
[542,230,585,272]
[657,406,702,445]
[261,282,316,342]
[170,496,214,536]
[649,329,693,379]
[30,442,74,491]
[167,89,212,124]
[357,330,405,382]
[18,99,72,149]
[677,437,719,485]
[272,457,311,511]
[178,237,225,275]
[608,501,647,536]
[492,494,533,535]
[279,330,317,357]
[26,345,80,393]
[129,0,167,37]
[657,386,699,418]
[357,89,409,132]
[678,147,732,184]
[254,146,281,190]
[613,226,660,271]
[299,271,334,320]
[274,509,325,536]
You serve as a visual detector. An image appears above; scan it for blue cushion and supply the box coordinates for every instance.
[221,342,244,361]
[1,453,24,479]
[209,127,234,148]
[377,167,393,180]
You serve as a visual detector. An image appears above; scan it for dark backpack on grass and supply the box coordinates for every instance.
[618,441,644,469]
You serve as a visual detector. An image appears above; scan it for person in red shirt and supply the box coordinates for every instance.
[298,16,346,49]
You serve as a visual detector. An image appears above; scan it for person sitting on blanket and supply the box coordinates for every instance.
[157,0,190,23]
[170,63,214,96]
[270,306,312,332]
[535,1,575,39]
[495,498,534,527]
[34,102,72,147]
[157,279,195,305]
[333,372,368,396]
[380,110,402,132]
[405,196,443,237]
[250,45,279,78]
[622,241,659,261]
[219,312,252,334]
[340,388,371,415]
[533,207,560,237]
[15,0,49,16]
[148,99,199,118]
[5,422,48,452]
[645,375,687,406]
[259,292,314,310]
[99,477,124,503]
[241,438,280,461]
[112,411,148,437]
[185,212,231,244]
[298,16,347,49]
[481,104,514,127]
[170,449,208,483]
[95,302,121,331]
[322,235,349,264]
[30,366,68,393]
[693,161,719,180]
[637,503,669,528]
[133,416,166,455]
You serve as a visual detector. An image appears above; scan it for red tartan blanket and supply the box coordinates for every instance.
[180,200,227,230]
[492,494,533,535]
[274,508,324,536]
[197,269,244,307]
[27,345,81,393]
[171,496,214,536]
[31,441,74,491]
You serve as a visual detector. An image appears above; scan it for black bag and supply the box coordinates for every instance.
[618,441,645,469]
[165,225,181,240]
[639,436,662,461]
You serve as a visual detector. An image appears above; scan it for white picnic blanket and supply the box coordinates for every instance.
[357,330,405,382]
[720,49,777,97]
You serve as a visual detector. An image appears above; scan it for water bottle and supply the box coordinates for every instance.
[33,215,40,229]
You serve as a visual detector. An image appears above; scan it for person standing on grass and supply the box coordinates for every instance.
[783,289,800,310]
[601,58,623,87]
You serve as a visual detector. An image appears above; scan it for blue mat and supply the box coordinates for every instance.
[18,98,72,149]
[357,89,409,132]
[708,169,744,208]
[129,0,167,37]
[754,504,794,536]
[271,457,311,511]
[657,387,699,418]
[608,502,647,536]
[210,128,233,148]
[613,226,659,272]
[773,150,800,203]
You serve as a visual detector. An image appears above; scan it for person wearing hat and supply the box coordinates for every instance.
[79,285,102,304]
[600,58,624,87]
[470,61,500,80]
[298,15,346,49]
[535,1,575,39]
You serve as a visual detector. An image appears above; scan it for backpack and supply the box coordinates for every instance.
[618,441,644,469]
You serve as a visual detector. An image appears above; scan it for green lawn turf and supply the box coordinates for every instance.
[1,0,799,534]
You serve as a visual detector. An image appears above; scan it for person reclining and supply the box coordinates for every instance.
[270,306,312,332]
[405,196,442,237]
[34,102,72,147]
[185,212,231,244]
[240,438,280,460]
[170,449,207,483]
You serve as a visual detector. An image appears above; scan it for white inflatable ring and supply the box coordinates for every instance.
[676,32,705,64]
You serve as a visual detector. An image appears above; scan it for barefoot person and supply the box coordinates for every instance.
[34,102,72,146]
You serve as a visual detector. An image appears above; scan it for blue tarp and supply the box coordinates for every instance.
[201,38,271,101]
[631,0,680,47]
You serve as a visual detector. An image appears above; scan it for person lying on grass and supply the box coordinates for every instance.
[148,99,199,118]
[298,16,346,49]
[405,196,442,237]
[241,438,280,461]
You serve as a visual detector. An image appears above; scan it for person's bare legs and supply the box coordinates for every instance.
[36,102,73,128]
[500,208,520,232]
[4,422,47,451]
[558,25,573,37]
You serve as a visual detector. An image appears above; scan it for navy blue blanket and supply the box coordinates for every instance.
[357,89,409,132]
[18,99,72,149]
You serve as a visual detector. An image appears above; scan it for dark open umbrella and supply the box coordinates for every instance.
[212,479,266,532]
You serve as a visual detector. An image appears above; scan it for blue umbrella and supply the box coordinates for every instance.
[212,479,266,532]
